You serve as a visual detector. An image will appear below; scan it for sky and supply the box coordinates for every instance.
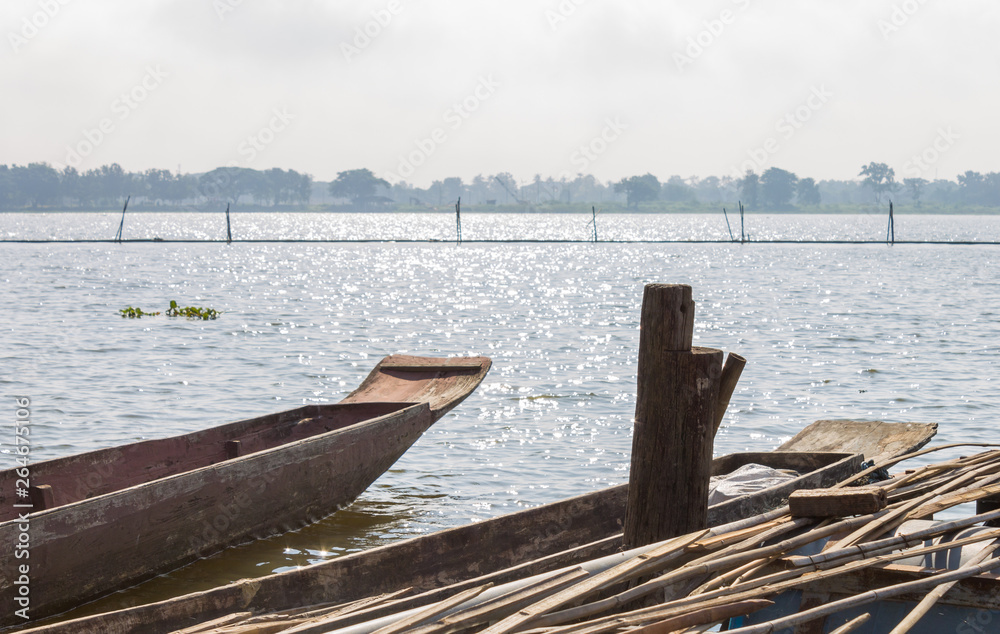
[2,1,998,187]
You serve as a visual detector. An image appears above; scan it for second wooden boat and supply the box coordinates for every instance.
[0,355,490,627]
[11,447,873,633]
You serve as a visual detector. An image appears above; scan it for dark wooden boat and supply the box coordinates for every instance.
[10,447,877,633]
[0,355,491,628]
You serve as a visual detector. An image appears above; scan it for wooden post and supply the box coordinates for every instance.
[713,352,746,436]
[624,284,723,549]
[114,195,129,243]
[739,201,745,243]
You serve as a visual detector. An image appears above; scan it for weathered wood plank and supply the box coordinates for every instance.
[777,420,937,465]
[789,487,888,518]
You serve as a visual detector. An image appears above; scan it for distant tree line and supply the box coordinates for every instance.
[3,162,1000,211]
[0,163,312,209]
[364,166,1000,210]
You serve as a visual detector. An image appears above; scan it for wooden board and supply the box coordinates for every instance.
[789,486,888,517]
[777,420,938,465]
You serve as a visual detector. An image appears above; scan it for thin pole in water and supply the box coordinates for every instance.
[455,196,462,244]
[723,207,734,241]
[225,202,232,244]
[739,200,745,243]
[590,206,599,242]
[887,200,894,245]
[114,196,130,243]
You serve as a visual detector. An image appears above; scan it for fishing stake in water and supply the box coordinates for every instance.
[455,196,462,244]
[887,200,895,246]
[723,207,735,241]
[114,196,130,243]
[225,202,232,244]
[739,200,745,243]
[586,206,599,242]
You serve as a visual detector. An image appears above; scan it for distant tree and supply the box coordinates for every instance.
[957,170,986,206]
[760,167,798,208]
[142,168,175,203]
[200,167,255,203]
[328,168,389,203]
[859,162,898,205]
[739,170,759,209]
[14,163,61,208]
[903,177,928,206]
[59,166,81,205]
[985,172,1000,207]
[0,165,15,209]
[661,175,695,202]
[293,170,313,204]
[614,173,660,208]
[696,175,722,203]
[442,177,464,204]
[97,163,130,204]
[796,177,821,206]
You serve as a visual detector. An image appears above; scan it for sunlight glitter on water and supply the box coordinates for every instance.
[2,215,999,613]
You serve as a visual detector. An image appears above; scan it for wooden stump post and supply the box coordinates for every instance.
[624,284,723,549]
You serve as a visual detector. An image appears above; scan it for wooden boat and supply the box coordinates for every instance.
[0,355,491,628]
[9,443,893,633]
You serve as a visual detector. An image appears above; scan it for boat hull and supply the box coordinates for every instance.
[0,402,435,625]
[11,451,861,634]
[0,354,491,627]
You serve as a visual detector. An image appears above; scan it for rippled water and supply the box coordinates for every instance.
[2,210,999,242]
[2,213,999,614]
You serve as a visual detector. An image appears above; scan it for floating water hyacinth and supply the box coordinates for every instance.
[165,300,220,320]
[119,306,160,318]
[118,302,220,320]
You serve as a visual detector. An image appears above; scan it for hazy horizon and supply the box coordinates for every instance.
[2,1,998,188]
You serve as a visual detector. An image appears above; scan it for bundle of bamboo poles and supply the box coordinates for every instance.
[172,445,1000,634]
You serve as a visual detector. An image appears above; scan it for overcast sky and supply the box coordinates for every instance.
[2,1,997,187]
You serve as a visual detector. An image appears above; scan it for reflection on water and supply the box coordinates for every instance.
[56,494,418,621]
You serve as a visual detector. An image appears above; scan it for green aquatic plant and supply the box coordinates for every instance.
[165,300,221,320]
[119,306,160,318]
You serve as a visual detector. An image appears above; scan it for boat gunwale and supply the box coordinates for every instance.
[0,401,430,525]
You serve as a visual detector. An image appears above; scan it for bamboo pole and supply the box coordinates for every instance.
[369,584,490,634]
[626,599,774,634]
[829,613,871,634]
[887,538,1000,634]
[722,555,1000,634]
[114,195,130,243]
